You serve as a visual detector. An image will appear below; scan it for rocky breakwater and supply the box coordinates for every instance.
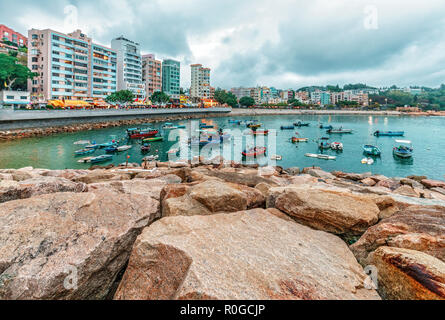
[0,164,444,300]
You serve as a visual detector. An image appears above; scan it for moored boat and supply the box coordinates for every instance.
[330,142,344,151]
[162,123,179,130]
[280,125,294,130]
[319,124,333,130]
[318,137,331,150]
[294,121,310,127]
[252,130,269,136]
[127,128,159,139]
[242,147,267,157]
[228,119,242,124]
[292,137,308,143]
[142,155,159,162]
[143,136,164,143]
[374,130,405,137]
[327,128,353,134]
[271,155,282,161]
[117,145,132,152]
[74,148,95,156]
[363,145,381,156]
[247,123,262,129]
[89,155,113,164]
[393,140,413,158]
[141,144,151,152]
[305,153,336,160]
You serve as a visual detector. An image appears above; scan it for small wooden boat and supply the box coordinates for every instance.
[330,142,344,151]
[319,124,333,130]
[252,130,269,136]
[247,123,262,129]
[127,128,159,139]
[143,136,163,143]
[393,140,413,158]
[327,128,353,134]
[305,153,336,160]
[117,145,132,152]
[271,155,282,161]
[294,121,310,127]
[318,137,331,150]
[90,155,113,164]
[280,125,294,130]
[142,155,159,162]
[374,130,404,137]
[363,145,381,156]
[292,137,308,143]
[75,148,95,156]
[242,147,267,157]
[141,144,151,152]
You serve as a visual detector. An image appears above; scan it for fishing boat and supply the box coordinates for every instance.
[327,128,353,134]
[271,155,282,161]
[247,123,262,129]
[89,155,113,164]
[127,128,159,139]
[200,124,214,129]
[98,141,118,149]
[292,137,308,143]
[361,158,375,165]
[374,130,405,137]
[252,130,269,136]
[141,144,151,152]
[393,140,413,158]
[319,124,333,130]
[105,146,118,153]
[85,143,99,150]
[143,136,164,143]
[318,137,331,150]
[330,142,344,151]
[294,121,310,127]
[305,153,336,160]
[363,145,381,156]
[74,148,95,156]
[242,147,267,157]
[280,125,294,130]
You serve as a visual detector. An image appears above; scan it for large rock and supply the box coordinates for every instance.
[307,169,335,180]
[393,185,420,198]
[350,206,445,265]
[204,170,279,187]
[114,209,380,300]
[73,170,131,184]
[0,176,87,204]
[88,178,167,201]
[421,179,445,189]
[0,190,159,300]
[162,180,264,217]
[269,186,380,236]
[370,246,445,300]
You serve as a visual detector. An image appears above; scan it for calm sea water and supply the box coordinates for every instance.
[0,114,444,180]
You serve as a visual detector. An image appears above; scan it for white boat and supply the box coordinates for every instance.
[330,142,343,151]
[305,153,336,160]
[74,140,90,145]
[393,140,413,158]
[142,155,159,162]
[77,157,94,163]
[361,157,375,165]
[117,145,132,152]
[271,155,282,161]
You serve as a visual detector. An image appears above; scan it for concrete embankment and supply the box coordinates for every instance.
[0,163,444,300]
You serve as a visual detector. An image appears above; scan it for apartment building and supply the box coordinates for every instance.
[28,29,117,102]
[162,59,181,101]
[142,54,162,98]
[311,90,331,106]
[1,24,27,47]
[190,64,211,99]
[230,87,252,100]
[111,36,145,99]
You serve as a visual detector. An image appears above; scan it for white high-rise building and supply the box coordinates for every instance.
[190,64,211,99]
[111,36,145,99]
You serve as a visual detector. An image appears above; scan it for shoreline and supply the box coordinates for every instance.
[0,108,441,142]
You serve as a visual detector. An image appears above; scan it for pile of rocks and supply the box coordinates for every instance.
[0,164,444,300]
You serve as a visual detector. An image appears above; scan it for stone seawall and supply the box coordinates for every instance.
[0,162,444,300]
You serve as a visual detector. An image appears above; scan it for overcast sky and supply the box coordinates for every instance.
[2,0,445,89]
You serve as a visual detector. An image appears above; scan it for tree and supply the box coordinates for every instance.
[239,96,255,107]
[0,53,36,91]
[214,89,238,107]
[105,90,134,104]
[151,91,171,104]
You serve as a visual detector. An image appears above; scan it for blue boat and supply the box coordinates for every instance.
[393,140,413,158]
[294,121,310,127]
[98,142,118,149]
[363,145,381,156]
[228,119,242,124]
[374,130,404,137]
[90,155,113,164]
[177,125,186,129]
[200,124,214,129]
[280,125,294,130]
[318,137,331,150]
[75,148,95,156]
[319,124,333,130]
[105,146,118,153]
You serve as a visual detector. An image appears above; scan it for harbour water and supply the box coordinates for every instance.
[1,114,444,180]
